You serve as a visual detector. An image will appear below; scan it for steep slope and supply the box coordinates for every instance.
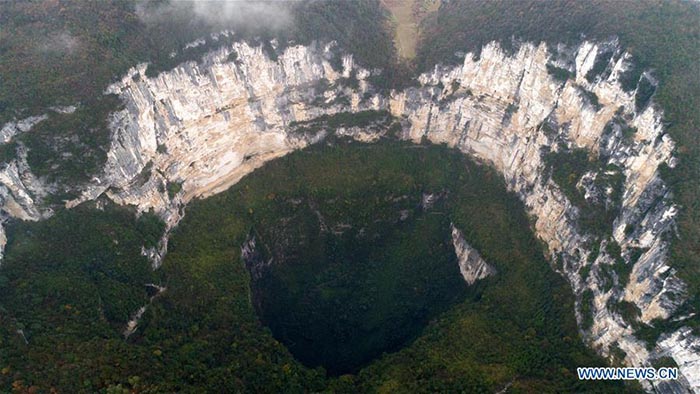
[0,38,696,391]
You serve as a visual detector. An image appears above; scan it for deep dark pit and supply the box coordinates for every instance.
[242,194,468,375]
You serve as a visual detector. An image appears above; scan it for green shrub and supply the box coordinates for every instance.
[166,181,183,199]
[547,64,574,82]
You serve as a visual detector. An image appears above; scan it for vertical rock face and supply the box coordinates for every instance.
[0,37,697,391]
[392,41,695,392]
[66,42,367,234]
[450,224,496,285]
[391,41,695,392]
[0,117,53,257]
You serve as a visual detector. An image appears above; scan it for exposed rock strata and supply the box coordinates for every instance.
[0,38,697,391]
[450,224,496,285]
[123,283,166,339]
[0,141,51,257]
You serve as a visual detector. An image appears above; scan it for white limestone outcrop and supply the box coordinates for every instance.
[0,37,697,391]
[0,119,52,257]
[450,224,496,285]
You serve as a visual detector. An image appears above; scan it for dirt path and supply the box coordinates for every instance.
[382,0,440,61]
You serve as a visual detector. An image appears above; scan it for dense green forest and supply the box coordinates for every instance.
[0,203,164,392]
[247,192,467,376]
[416,0,700,320]
[0,141,631,393]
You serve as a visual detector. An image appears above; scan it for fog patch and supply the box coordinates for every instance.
[37,31,80,55]
[136,0,293,31]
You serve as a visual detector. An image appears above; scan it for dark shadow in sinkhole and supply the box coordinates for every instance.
[242,198,469,376]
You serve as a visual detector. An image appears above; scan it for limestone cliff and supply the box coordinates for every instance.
[0,37,697,391]
[450,224,496,285]
[0,116,55,256]
[393,40,695,392]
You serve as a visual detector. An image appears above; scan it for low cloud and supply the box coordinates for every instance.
[37,31,80,55]
[136,1,293,32]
